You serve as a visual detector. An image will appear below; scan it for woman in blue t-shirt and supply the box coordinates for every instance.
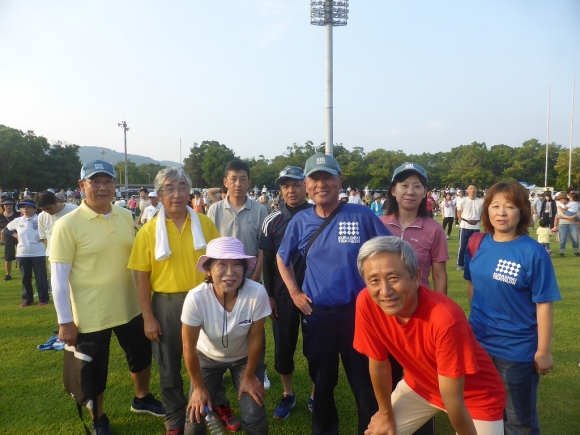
[464,182,561,435]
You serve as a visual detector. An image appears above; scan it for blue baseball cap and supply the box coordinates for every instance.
[80,160,116,180]
[16,200,37,211]
[391,162,428,183]
[304,153,342,178]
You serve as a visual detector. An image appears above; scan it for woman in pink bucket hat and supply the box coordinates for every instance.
[181,237,271,435]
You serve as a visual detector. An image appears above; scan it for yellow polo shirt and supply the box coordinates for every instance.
[128,213,219,293]
[50,202,141,333]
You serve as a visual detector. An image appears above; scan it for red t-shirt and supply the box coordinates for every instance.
[354,286,505,421]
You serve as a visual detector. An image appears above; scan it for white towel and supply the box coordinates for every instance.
[155,206,207,261]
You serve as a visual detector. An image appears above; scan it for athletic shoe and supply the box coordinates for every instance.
[38,302,48,307]
[263,370,271,390]
[166,428,184,435]
[3,274,11,281]
[20,301,31,307]
[560,253,565,257]
[456,265,463,271]
[273,393,297,420]
[307,397,314,413]
[131,393,165,417]
[214,404,242,432]
[446,235,450,240]
[575,252,580,257]
[92,414,112,435]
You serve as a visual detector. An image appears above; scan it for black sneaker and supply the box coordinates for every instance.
[3,274,11,281]
[575,252,580,257]
[93,414,113,435]
[560,253,565,257]
[131,393,165,417]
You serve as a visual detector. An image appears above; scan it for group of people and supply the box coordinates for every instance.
[0,153,562,435]
[531,190,580,256]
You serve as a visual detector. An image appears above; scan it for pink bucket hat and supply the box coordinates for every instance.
[196,237,257,273]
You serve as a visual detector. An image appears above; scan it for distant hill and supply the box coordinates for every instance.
[79,146,182,167]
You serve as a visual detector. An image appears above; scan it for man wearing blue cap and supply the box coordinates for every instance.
[50,160,164,435]
[258,166,314,420]
[277,153,392,435]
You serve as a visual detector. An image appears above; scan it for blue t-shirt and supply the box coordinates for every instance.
[464,234,561,362]
[278,203,391,307]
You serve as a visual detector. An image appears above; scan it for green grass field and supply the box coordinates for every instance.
[1,223,579,434]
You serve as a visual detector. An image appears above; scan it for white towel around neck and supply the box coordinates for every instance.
[155,206,207,261]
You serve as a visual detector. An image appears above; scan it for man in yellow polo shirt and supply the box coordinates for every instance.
[128,167,219,435]
[51,160,164,435]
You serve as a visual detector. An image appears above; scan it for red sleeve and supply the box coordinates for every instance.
[354,290,390,361]
[435,319,480,379]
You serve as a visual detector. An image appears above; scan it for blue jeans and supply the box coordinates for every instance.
[491,355,539,435]
[558,223,579,253]
[184,351,268,435]
[457,228,480,267]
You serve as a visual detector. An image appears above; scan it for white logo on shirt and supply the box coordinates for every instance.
[338,221,360,243]
[492,259,521,285]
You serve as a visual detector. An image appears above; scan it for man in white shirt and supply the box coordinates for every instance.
[348,189,363,205]
[456,184,483,270]
[35,191,77,257]
[141,192,162,225]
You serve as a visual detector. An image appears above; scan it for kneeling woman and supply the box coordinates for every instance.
[182,237,271,435]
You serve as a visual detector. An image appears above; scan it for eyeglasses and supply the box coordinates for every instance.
[278,167,304,178]
[85,180,115,189]
[161,186,189,195]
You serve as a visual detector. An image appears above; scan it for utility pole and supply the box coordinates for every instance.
[118,120,130,199]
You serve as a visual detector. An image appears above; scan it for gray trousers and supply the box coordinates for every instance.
[152,292,188,430]
[152,292,230,430]
[184,351,268,435]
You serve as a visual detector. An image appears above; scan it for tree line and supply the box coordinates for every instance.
[0,125,166,191]
[185,139,579,191]
[2,124,578,193]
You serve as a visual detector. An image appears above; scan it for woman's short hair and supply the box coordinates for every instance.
[482,182,531,235]
[357,236,418,279]
[154,167,192,195]
[385,172,428,217]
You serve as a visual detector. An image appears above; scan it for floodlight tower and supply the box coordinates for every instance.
[310,0,349,157]
[118,120,130,199]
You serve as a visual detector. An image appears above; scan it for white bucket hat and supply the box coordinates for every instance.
[196,237,257,273]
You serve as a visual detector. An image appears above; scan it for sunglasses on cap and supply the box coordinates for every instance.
[278,167,304,178]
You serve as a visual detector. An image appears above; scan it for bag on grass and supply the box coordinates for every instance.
[63,342,99,435]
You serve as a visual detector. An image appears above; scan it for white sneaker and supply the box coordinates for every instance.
[263,370,271,390]
[446,235,449,240]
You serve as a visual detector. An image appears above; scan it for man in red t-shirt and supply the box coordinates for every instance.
[353,236,505,435]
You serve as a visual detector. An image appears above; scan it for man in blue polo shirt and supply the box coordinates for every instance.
[277,153,391,435]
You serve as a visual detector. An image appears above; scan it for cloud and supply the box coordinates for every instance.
[424,120,448,132]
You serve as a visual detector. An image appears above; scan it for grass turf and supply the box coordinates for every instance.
[0,224,579,434]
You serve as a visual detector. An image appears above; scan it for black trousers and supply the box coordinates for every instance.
[302,302,377,435]
[17,256,48,304]
[442,217,454,236]
[272,297,301,376]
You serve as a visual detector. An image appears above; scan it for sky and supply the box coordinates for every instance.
[1,1,579,164]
